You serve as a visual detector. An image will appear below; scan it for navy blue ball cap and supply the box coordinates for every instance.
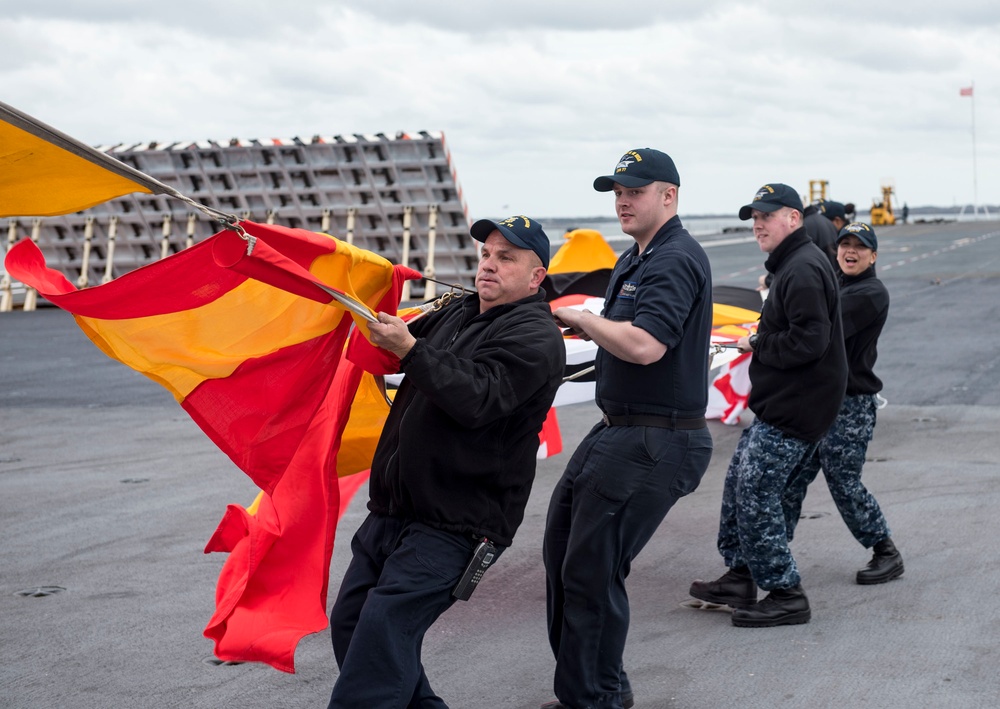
[824,200,847,221]
[738,183,805,220]
[593,148,680,192]
[470,215,550,268]
[837,222,878,251]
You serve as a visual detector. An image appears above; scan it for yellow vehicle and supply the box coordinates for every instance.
[870,184,896,226]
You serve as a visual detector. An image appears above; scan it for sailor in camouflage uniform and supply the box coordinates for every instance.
[690,184,847,627]
[783,223,904,584]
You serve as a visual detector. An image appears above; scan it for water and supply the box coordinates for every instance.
[544,215,746,246]
[545,209,994,250]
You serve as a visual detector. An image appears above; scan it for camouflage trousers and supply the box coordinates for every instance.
[717,419,817,590]
[783,394,891,549]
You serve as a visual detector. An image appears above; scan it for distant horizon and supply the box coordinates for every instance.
[533,204,1000,223]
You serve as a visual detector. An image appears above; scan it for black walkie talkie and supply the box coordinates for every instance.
[452,538,497,601]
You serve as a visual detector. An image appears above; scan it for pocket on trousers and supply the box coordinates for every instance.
[409,524,474,582]
[662,429,713,498]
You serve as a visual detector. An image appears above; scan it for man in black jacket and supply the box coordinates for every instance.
[823,200,851,233]
[327,215,566,708]
[782,222,903,584]
[802,199,839,269]
[690,183,847,627]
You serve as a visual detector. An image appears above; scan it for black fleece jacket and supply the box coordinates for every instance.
[367,291,565,547]
[749,228,847,442]
[840,267,889,395]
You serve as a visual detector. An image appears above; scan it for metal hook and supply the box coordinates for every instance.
[407,283,469,324]
[222,219,256,255]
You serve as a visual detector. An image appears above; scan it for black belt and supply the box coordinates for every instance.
[602,413,707,430]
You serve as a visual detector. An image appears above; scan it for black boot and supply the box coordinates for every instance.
[731,584,810,627]
[857,537,904,585]
[689,566,758,608]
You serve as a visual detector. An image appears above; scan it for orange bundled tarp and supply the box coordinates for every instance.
[5,221,421,672]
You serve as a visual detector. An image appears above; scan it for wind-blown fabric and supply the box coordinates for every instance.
[707,336,753,425]
[5,221,420,672]
[706,289,762,425]
[1,99,176,217]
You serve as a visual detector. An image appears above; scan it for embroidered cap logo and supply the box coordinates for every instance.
[614,150,643,174]
[499,215,531,229]
[754,185,776,202]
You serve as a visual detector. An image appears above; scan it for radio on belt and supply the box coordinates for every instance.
[452,537,498,601]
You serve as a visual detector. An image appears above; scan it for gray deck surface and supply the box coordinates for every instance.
[3,220,1000,708]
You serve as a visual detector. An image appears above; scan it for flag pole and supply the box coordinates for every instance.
[970,81,979,220]
[960,82,979,219]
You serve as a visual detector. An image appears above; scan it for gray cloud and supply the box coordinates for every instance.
[1,2,996,217]
[315,1,728,32]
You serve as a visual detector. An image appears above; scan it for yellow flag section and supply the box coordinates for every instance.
[712,303,761,329]
[0,100,167,217]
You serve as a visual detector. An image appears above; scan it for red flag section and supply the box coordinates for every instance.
[537,407,563,459]
[5,221,420,672]
[202,356,364,672]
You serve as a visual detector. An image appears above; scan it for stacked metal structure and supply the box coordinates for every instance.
[5,130,474,301]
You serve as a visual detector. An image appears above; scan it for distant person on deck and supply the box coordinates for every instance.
[543,148,714,708]
[824,200,851,233]
[782,222,904,585]
[690,182,847,628]
[802,200,839,269]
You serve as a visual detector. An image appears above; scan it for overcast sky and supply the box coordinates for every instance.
[3,1,998,220]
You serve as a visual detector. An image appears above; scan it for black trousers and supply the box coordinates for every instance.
[544,421,713,708]
[328,513,483,709]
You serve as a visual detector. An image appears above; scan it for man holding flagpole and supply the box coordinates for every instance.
[327,215,565,708]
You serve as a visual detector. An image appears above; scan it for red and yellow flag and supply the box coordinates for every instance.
[5,220,420,672]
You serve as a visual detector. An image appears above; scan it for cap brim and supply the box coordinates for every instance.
[593,174,654,192]
[470,218,533,253]
[836,232,877,250]
[738,201,784,221]
[470,218,498,243]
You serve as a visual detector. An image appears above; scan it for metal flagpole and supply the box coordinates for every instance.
[959,82,979,219]
[970,81,979,220]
